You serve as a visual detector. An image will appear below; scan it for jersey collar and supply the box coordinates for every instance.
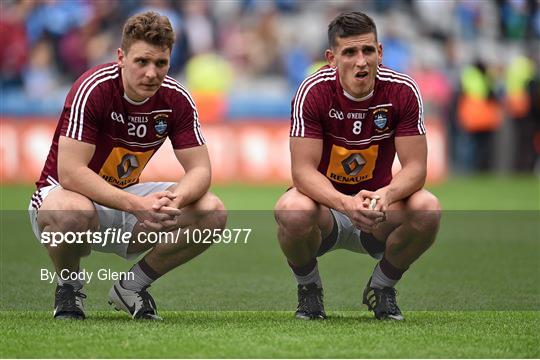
[123,92,149,105]
[342,88,374,102]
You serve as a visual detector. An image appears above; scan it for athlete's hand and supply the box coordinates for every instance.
[133,191,181,230]
[368,188,391,212]
[342,191,385,233]
[151,193,182,216]
[141,193,185,231]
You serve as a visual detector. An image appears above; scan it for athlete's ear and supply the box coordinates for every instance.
[377,43,383,66]
[325,49,336,68]
[117,48,125,68]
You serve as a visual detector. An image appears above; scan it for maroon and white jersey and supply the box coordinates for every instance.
[36,62,205,190]
[290,65,425,195]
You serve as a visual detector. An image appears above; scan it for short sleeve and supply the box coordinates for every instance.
[60,82,101,144]
[168,90,205,149]
[290,86,323,139]
[395,83,426,136]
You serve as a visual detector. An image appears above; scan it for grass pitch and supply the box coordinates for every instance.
[1,311,538,358]
[0,176,539,358]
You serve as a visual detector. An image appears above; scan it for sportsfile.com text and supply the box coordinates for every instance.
[40,228,252,247]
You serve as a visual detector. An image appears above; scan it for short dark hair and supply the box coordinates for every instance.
[328,11,378,48]
[121,11,175,53]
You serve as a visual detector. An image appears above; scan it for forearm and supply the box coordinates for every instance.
[170,166,211,208]
[380,162,426,205]
[293,168,350,211]
[59,166,139,211]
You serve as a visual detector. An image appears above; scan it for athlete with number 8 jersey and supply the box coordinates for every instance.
[275,11,441,321]
[291,63,425,195]
[28,11,227,321]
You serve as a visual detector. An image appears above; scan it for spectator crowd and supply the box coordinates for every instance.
[1,0,539,173]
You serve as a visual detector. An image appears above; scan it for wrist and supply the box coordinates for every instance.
[123,193,141,212]
[171,193,185,209]
[337,195,352,213]
[379,186,394,205]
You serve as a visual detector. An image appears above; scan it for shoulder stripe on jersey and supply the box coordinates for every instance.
[327,131,395,145]
[292,68,335,137]
[292,68,336,137]
[296,75,336,137]
[161,81,204,145]
[78,73,119,140]
[378,68,423,114]
[377,74,425,134]
[377,68,425,134]
[67,65,118,140]
[162,77,205,145]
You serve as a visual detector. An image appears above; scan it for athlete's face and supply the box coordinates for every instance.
[325,33,382,98]
[117,41,171,102]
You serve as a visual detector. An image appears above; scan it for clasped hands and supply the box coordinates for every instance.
[343,189,388,233]
[134,191,183,231]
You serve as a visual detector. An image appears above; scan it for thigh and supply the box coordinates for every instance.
[275,187,335,239]
[36,186,97,233]
[370,189,437,241]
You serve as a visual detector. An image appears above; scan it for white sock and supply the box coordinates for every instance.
[293,264,322,288]
[121,263,155,291]
[370,263,398,289]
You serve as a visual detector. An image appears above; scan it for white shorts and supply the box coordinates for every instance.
[325,209,383,260]
[28,182,176,260]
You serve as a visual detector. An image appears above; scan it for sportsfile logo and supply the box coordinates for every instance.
[328,108,344,120]
[40,228,252,247]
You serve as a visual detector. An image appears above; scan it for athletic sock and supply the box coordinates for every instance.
[370,256,408,289]
[56,269,83,291]
[288,258,322,288]
[121,258,162,291]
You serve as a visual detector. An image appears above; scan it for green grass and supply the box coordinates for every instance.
[1,311,538,358]
[0,176,539,357]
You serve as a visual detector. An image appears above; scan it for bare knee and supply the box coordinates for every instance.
[39,194,98,233]
[406,190,441,235]
[196,193,228,232]
[274,190,319,239]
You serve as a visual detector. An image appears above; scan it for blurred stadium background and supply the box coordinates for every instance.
[1,0,539,189]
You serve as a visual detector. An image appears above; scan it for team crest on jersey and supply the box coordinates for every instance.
[373,108,389,133]
[154,114,168,137]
